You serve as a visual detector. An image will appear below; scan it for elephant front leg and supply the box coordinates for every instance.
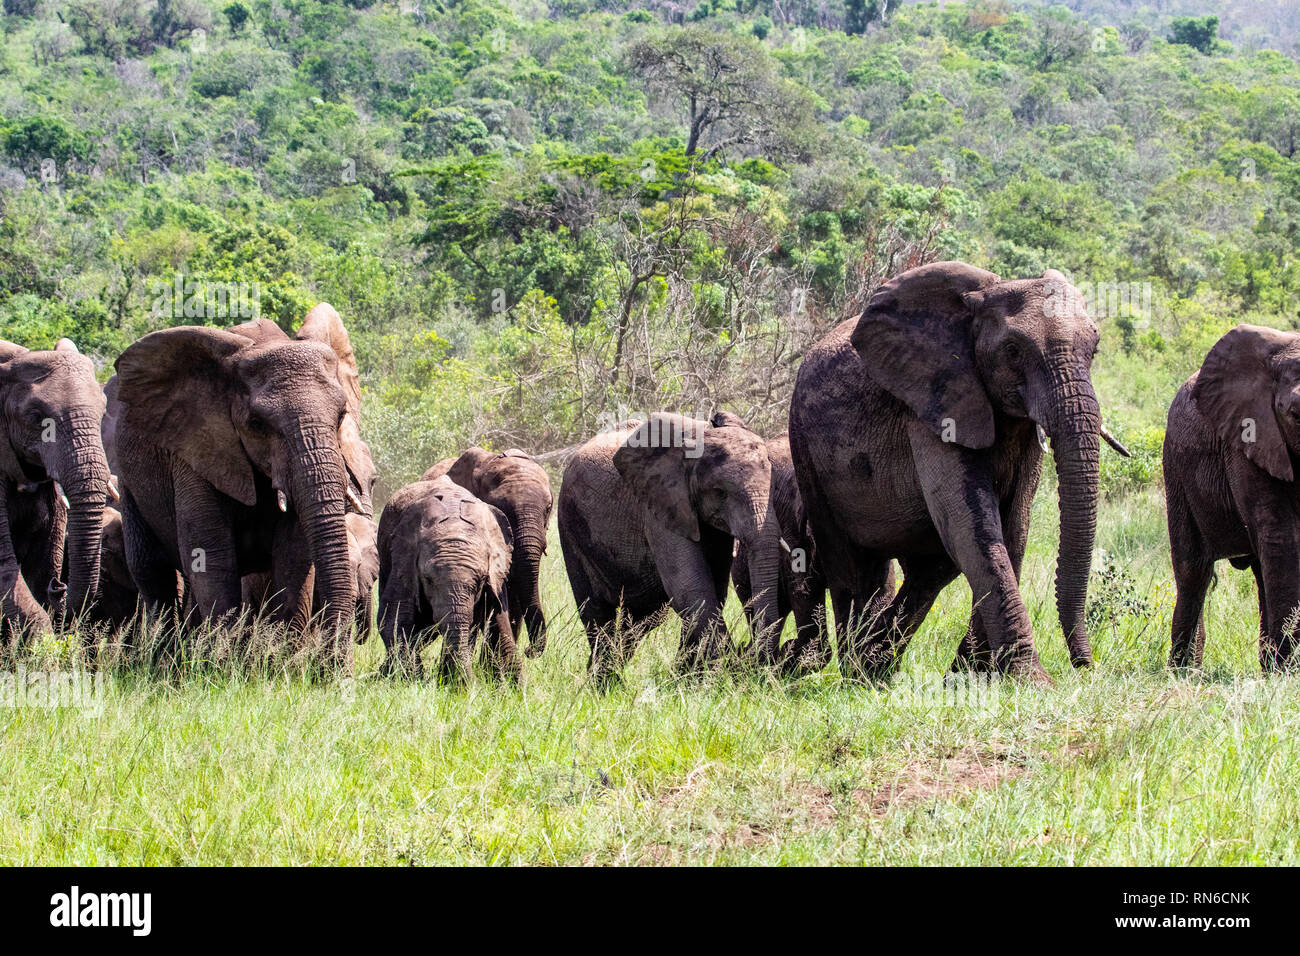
[852,554,958,682]
[912,430,1047,682]
[0,488,54,640]
[174,469,241,626]
[484,600,522,682]
[1254,534,1300,671]
[377,591,419,678]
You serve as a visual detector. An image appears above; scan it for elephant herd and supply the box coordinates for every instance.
[1,260,1298,683]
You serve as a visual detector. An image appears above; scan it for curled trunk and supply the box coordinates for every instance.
[1048,373,1102,667]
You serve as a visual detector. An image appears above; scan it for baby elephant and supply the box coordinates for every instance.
[1165,324,1300,671]
[377,476,519,681]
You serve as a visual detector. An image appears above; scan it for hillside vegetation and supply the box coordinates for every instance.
[2,0,1298,498]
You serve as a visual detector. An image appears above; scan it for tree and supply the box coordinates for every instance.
[626,27,818,163]
[1169,16,1220,55]
[223,1,250,34]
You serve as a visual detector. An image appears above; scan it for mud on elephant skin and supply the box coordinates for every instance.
[732,434,831,674]
[1164,324,1300,671]
[558,411,783,685]
[105,303,371,671]
[423,447,553,658]
[376,476,518,682]
[0,338,111,640]
[789,261,1129,683]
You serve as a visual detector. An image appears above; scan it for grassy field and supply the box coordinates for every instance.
[1,484,1296,865]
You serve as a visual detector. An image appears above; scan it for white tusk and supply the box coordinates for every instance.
[346,486,365,514]
[779,537,792,553]
[107,475,121,502]
[1035,424,1051,453]
[277,489,288,513]
[1100,424,1131,458]
[54,482,70,508]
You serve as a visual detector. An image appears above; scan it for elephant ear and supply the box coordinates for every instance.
[113,326,257,505]
[421,457,457,483]
[297,303,361,421]
[448,447,491,489]
[339,413,376,513]
[613,413,703,542]
[849,261,1002,450]
[54,338,78,353]
[1194,324,1298,482]
[0,345,30,482]
[710,411,747,429]
[0,340,27,363]
[484,503,514,606]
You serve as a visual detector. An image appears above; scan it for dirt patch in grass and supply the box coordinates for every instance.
[860,746,1024,815]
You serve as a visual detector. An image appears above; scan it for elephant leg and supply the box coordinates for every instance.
[1167,491,1212,669]
[377,586,420,678]
[852,554,959,682]
[831,557,895,671]
[1252,560,1269,668]
[648,530,728,671]
[913,433,1046,681]
[0,491,53,641]
[485,602,522,682]
[173,467,240,626]
[1255,538,1300,672]
[121,490,185,659]
[780,565,830,674]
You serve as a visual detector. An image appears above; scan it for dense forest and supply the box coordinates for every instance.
[2,0,1298,500]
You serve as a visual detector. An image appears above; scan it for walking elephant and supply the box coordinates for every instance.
[0,338,110,638]
[558,412,782,683]
[423,447,553,657]
[731,434,833,674]
[1165,324,1300,671]
[789,261,1129,682]
[105,304,370,669]
[376,476,518,682]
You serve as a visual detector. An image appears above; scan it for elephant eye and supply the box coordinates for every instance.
[248,415,271,435]
[1003,341,1023,362]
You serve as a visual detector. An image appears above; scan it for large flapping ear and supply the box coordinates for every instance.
[339,413,377,514]
[377,483,425,603]
[484,502,514,606]
[113,326,257,505]
[101,376,121,475]
[612,413,703,541]
[0,340,28,363]
[448,447,491,489]
[1194,324,1298,482]
[54,338,78,353]
[850,261,1001,450]
[0,343,30,482]
[297,303,361,420]
[421,457,457,482]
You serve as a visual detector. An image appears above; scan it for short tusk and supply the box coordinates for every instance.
[1100,424,1131,458]
[1035,424,1051,453]
[54,482,70,508]
[277,489,288,513]
[346,486,365,514]
[779,537,792,553]
[107,475,121,502]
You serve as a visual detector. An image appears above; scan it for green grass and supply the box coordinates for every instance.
[2,485,1296,865]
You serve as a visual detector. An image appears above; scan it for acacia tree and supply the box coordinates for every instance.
[626,27,819,163]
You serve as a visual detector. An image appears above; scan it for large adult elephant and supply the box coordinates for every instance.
[731,434,833,674]
[0,338,110,637]
[423,447,553,657]
[1164,325,1300,671]
[231,307,380,639]
[789,262,1128,682]
[558,412,782,683]
[106,304,369,668]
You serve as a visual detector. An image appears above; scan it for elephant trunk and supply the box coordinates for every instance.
[290,424,356,658]
[734,497,782,664]
[435,591,476,679]
[1047,368,1102,668]
[511,505,548,643]
[57,411,111,618]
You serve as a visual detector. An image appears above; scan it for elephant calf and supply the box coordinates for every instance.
[558,412,783,684]
[377,476,519,682]
[731,434,830,674]
[1165,324,1300,671]
[423,447,553,657]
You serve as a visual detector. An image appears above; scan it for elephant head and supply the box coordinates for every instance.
[613,411,783,661]
[850,261,1126,667]
[380,477,512,675]
[112,319,362,631]
[346,512,379,640]
[1192,324,1300,482]
[0,338,110,617]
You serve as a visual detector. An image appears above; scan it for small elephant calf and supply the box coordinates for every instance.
[377,476,519,681]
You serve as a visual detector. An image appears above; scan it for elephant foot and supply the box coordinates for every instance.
[1011,660,1054,687]
[524,639,546,659]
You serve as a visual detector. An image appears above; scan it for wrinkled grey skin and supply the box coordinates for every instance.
[73,505,142,633]
[1165,325,1300,671]
[423,447,553,657]
[790,261,1120,683]
[106,304,368,670]
[377,476,517,682]
[557,411,782,684]
[0,338,110,639]
[731,434,833,674]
